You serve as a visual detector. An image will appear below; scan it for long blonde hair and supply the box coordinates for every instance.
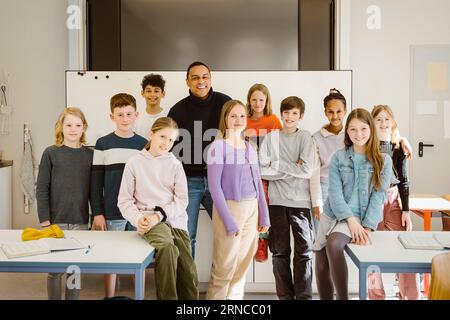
[144,117,179,150]
[371,105,401,148]
[344,108,384,191]
[54,107,88,147]
[245,83,273,117]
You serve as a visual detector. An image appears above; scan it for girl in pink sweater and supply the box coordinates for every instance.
[118,117,198,300]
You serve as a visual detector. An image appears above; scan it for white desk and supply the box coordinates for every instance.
[345,231,450,300]
[409,195,450,231]
[0,230,155,300]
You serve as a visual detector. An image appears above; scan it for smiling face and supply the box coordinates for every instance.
[62,114,85,145]
[186,65,211,100]
[110,105,139,135]
[347,117,371,149]
[249,90,267,116]
[141,85,165,108]
[373,110,393,141]
[281,108,302,131]
[226,104,247,134]
[325,99,346,129]
[148,127,179,157]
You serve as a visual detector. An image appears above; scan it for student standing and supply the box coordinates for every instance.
[245,83,282,147]
[134,74,168,138]
[244,83,282,262]
[206,100,269,300]
[168,61,231,257]
[259,96,320,300]
[368,105,419,300]
[118,117,198,300]
[312,89,347,211]
[90,93,147,298]
[313,108,392,300]
[36,107,93,300]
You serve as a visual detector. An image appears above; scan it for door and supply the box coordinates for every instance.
[410,46,450,195]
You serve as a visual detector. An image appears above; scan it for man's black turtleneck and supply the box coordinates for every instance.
[168,88,231,177]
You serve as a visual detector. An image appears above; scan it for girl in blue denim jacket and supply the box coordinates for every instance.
[312,108,392,300]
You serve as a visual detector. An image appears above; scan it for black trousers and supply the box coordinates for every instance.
[269,205,313,300]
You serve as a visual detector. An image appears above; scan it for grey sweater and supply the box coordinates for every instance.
[36,145,93,224]
[259,129,317,209]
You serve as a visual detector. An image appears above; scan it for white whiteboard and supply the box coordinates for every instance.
[66,71,352,145]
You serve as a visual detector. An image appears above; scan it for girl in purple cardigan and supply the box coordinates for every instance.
[206,100,270,300]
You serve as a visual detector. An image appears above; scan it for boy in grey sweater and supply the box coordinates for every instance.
[259,96,321,300]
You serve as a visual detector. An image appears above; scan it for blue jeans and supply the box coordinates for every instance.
[106,219,136,231]
[186,176,213,258]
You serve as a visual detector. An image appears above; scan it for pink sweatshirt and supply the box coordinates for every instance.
[118,149,188,231]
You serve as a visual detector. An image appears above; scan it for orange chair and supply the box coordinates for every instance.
[429,252,450,300]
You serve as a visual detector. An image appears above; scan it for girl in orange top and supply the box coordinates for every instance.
[245,83,282,262]
[245,83,282,148]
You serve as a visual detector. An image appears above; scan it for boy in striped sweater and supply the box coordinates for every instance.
[90,93,148,298]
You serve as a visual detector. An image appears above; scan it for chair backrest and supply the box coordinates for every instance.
[429,252,450,300]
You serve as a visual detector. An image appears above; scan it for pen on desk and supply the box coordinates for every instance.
[85,245,93,254]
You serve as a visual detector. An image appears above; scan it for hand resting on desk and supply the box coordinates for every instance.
[347,216,372,245]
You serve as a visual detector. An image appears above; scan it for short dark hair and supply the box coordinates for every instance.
[110,93,136,112]
[186,61,211,79]
[141,73,166,91]
[323,88,346,109]
[280,96,305,114]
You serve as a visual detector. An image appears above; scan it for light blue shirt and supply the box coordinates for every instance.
[348,153,366,215]
[323,147,393,230]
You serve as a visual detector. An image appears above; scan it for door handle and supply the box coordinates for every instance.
[418,142,434,157]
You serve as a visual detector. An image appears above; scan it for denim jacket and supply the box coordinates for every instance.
[323,147,393,230]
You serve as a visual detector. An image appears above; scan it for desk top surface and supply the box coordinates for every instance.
[346,231,450,265]
[409,196,450,211]
[0,230,154,266]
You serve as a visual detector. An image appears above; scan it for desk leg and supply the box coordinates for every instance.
[424,274,430,298]
[423,211,431,231]
[422,210,431,297]
[135,268,145,300]
[359,267,367,300]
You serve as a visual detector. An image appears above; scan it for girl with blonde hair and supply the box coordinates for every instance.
[206,100,270,299]
[118,117,198,300]
[368,105,419,300]
[36,107,93,300]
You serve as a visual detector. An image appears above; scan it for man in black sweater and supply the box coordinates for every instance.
[168,61,231,258]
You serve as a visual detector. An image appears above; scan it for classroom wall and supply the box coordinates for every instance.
[346,0,450,140]
[0,0,69,228]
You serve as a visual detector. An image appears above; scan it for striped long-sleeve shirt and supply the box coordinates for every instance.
[90,132,147,220]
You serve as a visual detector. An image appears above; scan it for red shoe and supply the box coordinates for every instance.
[255,238,269,262]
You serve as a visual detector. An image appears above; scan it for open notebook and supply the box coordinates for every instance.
[398,233,450,250]
[1,238,87,259]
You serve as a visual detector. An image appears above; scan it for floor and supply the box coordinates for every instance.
[0,269,278,300]
[0,269,411,300]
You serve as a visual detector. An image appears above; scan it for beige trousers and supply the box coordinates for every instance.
[206,199,259,300]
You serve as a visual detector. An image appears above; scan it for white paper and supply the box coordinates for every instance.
[416,100,438,115]
[1,237,87,259]
[1,241,50,259]
[444,101,450,139]
[42,237,86,251]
